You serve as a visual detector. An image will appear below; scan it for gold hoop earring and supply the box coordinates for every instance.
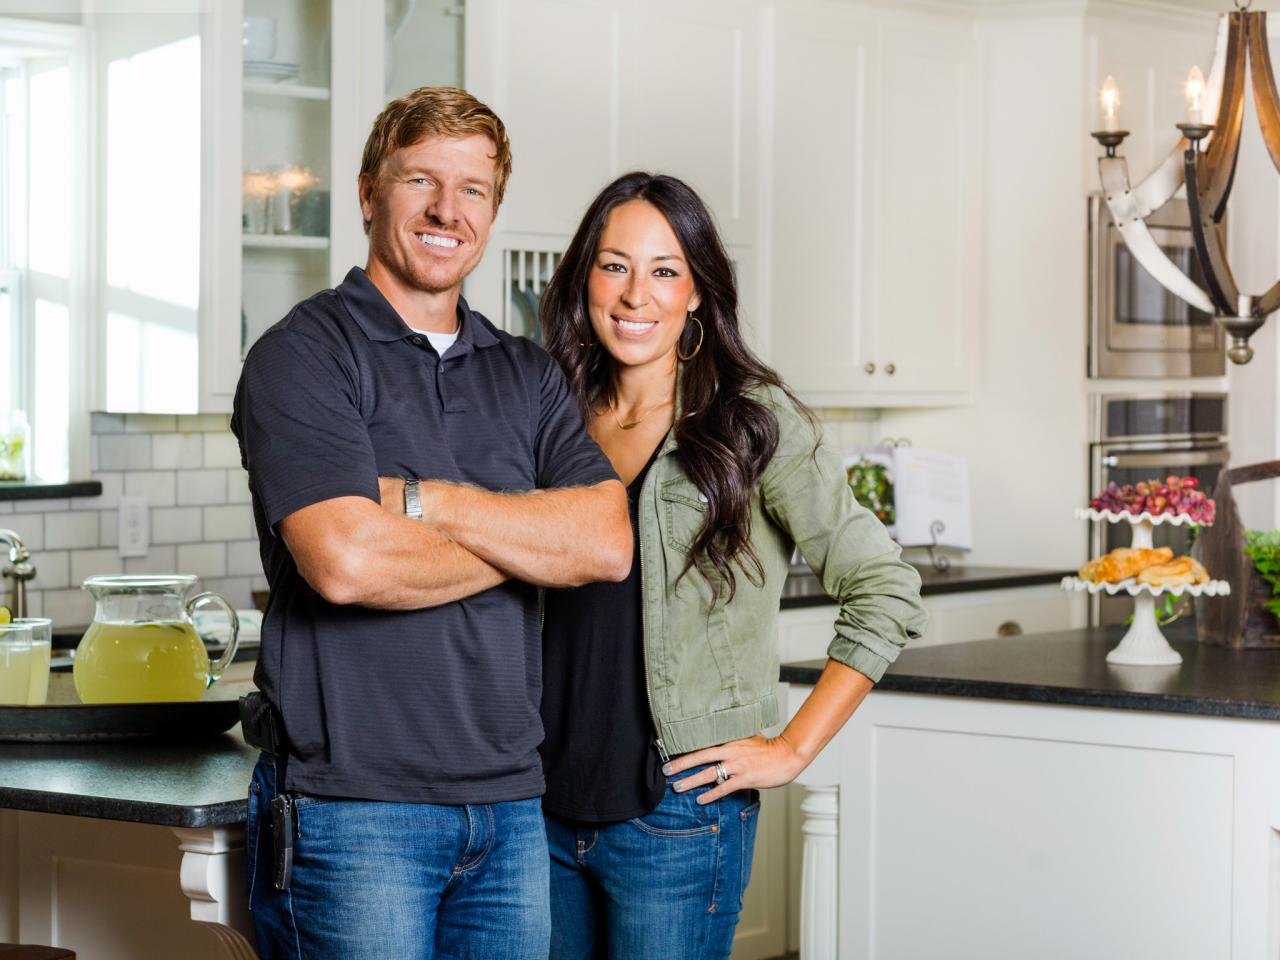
[677,315,704,362]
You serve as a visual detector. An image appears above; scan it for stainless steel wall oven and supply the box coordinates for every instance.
[1088,196,1225,378]
[1088,392,1229,625]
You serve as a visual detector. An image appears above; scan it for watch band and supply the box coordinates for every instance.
[404,479,423,520]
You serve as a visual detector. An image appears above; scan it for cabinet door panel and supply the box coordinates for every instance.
[770,9,878,396]
[476,0,616,237]
[616,1,756,248]
[875,20,977,396]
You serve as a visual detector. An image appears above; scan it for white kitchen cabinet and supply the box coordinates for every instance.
[462,0,762,339]
[201,0,389,412]
[775,583,1082,955]
[768,2,980,407]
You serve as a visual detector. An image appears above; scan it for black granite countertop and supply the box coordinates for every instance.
[780,563,1072,609]
[0,728,257,827]
[781,621,1280,721]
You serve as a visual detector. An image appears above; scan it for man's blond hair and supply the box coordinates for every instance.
[359,86,512,233]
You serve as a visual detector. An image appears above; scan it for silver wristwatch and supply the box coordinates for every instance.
[404,479,423,520]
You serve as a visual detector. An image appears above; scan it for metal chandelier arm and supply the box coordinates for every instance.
[1200,12,1248,219]
[1131,15,1230,214]
[1185,149,1240,315]
[1248,12,1280,176]
[1098,157,1216,316]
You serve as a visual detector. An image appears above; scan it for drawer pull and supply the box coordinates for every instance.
[996,620,1023,637]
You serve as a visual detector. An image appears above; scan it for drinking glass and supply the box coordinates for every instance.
[12,617,51,704]
[0,623,34,705]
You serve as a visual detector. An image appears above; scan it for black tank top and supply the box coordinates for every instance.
[539,445,665,822]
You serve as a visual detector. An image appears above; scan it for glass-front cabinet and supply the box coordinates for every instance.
[239,0,333,366]
[82,0,463,415]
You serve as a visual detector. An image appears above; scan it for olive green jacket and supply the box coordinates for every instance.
[637,383,927,758]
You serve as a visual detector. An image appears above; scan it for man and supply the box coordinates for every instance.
[232,87,631,959]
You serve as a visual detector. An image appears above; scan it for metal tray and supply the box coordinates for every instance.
[0,674,252,742]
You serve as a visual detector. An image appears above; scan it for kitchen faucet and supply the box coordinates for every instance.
[0,528,35,619]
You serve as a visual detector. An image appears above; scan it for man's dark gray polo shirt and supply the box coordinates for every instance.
[231,267,617,804]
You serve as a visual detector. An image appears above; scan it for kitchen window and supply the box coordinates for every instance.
[0,20,87,483]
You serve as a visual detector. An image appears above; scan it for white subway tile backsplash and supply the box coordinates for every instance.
[99,511,118,548]
[3,518,43,552]
[45,512,99,550]
[15,498,63,514]
[227,470,253,505]
[70,548,124,584]
[0,501,11,514]
[23,592,43,619]
[126,544,176,574]
[251,575,269,592]
[203,432,241,469]
[177,542,226,579]
[181,414,232,433]
[198,576,253,609]
[125,414,177,433]
[98,434,152,471]
[152,434,205,470]
[227,540,264,577]
[125,471,177,508]
[42,588,95,628]
[177,469,227,506]
[31,551,69,590]
[203,505,254,542]
[90,412,126,434]
[152,507,203,545]
[73,472,124,510]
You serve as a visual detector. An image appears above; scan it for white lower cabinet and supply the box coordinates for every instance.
[766,584,1081,957]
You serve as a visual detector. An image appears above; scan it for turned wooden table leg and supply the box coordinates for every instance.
[171,826,258,960]
[799,785,839,960]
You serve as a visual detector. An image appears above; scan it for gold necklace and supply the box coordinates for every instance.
[609,397,673,431]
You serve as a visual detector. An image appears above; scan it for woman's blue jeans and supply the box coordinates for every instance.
[544,769,762,960]
[245,755,550,960]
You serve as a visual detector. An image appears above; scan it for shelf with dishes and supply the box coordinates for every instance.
[1067,477,1228,666]
[242,234,329,250]
[244,80,330,102]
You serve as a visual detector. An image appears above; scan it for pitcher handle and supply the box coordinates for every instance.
[188,591,240,687]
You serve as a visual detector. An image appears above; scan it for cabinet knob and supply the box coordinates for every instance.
[996,621,1023,637]
[885,362,896,375]
[864,362,876,374]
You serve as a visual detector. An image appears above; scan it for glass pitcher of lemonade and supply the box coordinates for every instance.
[73,575,240,703]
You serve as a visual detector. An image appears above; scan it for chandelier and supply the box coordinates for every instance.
[1092,3,1278,364]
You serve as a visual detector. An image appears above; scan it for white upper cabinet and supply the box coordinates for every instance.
[769,2,980,407]
[463,0,761,335]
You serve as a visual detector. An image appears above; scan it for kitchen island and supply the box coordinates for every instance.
[0,564,1074,960]
[784,621,1280,960]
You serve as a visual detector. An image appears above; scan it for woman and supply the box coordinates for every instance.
[538,172,926,960]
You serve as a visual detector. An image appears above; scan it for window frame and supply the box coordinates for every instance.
[0,17,90,483]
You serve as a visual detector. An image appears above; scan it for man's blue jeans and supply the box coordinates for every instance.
[544,768,762,960]
[245,755,550,960]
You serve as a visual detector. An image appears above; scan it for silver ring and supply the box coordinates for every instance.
[715,761,729,785]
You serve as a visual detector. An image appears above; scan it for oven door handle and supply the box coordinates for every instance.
[1104,449,1228,469]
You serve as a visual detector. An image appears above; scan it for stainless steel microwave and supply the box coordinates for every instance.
[1088,195,1225,378]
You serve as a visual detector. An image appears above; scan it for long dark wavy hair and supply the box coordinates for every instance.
[541,172,815,599]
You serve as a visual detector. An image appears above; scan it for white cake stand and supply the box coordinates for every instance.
[1065,509,1230,666]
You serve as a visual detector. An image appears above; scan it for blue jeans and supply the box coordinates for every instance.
[545,769,762,960]
[246,755,550,960]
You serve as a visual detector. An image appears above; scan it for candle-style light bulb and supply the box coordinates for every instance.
[1185,65,1206,124]
[1100,75,1120,132]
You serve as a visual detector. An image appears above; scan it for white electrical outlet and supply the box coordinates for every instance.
[117,495,149,558]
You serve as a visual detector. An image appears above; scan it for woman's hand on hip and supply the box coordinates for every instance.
[664,734,810,805]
